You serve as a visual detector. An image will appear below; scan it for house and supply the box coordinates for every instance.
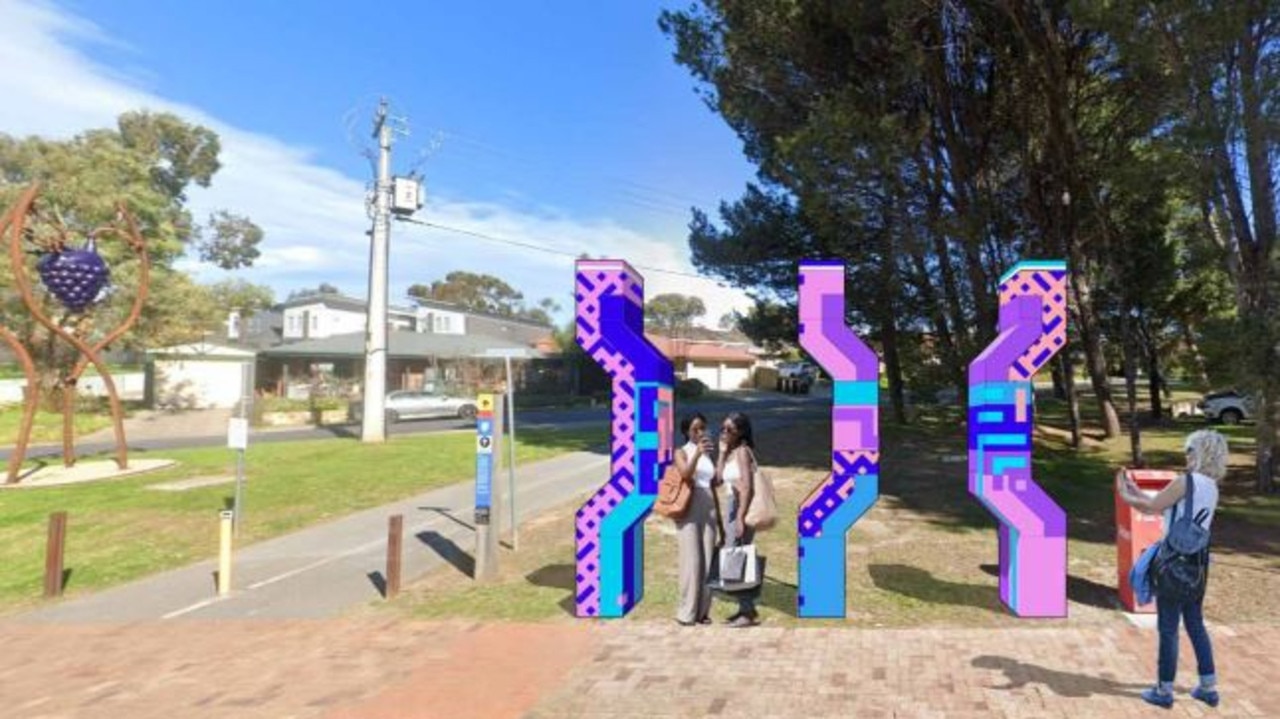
[646,329,762,391]
[147,342,256,409]
[226,293,555,398]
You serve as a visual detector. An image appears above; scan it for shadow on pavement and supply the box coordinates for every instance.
[415,530,474,579]
[978,563,1117,611]
[971,655,1146,698]
[367,571,388,598]
[418,506,474,532]
[525,563,577,617]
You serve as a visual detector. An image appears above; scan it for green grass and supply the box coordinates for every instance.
[0,409,114,444]
[0,426,603,614]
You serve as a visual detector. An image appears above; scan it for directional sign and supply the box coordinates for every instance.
[475,393,495,523]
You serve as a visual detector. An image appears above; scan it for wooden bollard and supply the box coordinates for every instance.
[386,514,403,599]
[44,511,67,598]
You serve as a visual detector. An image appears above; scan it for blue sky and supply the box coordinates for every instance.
[0,0,758,325]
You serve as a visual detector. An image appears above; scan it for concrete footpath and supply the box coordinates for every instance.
[16,450,606,622]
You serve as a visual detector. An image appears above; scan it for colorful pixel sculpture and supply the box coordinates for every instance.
[796,261,880,617]
[574,260,674,617]
[968,260,1069,617]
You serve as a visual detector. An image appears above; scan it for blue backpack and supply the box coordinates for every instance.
[1148,472,1211,602]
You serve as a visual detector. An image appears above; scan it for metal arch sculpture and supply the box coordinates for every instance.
[968,260,1069,617]
[796,261,881,617]
[1,183,151,482]
[573,259,674,617]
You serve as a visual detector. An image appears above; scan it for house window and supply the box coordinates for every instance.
[311,315,319,331]
[435,315,451,333]
[288,316,297,334]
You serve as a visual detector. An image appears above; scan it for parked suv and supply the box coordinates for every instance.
[351,390,478,424]
[1198,389,1254,425]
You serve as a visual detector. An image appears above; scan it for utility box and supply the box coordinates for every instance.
[1116,469,1177,612]
[391,176,423,215]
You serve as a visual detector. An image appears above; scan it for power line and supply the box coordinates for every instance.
[394,215,723,285]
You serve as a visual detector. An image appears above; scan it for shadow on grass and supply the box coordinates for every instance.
[525,563,577,617]
[415,530,474,579]
[868,564,1005,614]
[978,564,1116,611]
[972,655,1146,698]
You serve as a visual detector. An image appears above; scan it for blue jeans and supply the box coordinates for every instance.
[1156,593,1216,685]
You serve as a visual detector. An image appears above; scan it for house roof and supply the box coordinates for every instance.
[148,342,257,359]
[646,336,757,364]
[259,330,543,360]
[277,293,553,329]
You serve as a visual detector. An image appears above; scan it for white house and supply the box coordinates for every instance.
[277,294,471,341]
[148,342,256,409]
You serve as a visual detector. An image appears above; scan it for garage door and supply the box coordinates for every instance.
[156,360,245,409]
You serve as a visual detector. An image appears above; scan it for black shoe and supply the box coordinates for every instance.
[697,616,712,625]
[722,612,742,624]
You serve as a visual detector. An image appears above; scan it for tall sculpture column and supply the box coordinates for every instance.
[796,261,880,617]
[968,260,1069,617]
[573,260,674,617]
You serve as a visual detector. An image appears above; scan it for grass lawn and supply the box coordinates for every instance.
[385,388,1280,628]
[0,409,115,444]
[0,426,603,615]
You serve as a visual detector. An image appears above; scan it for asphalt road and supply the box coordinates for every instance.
[1,392,826,461]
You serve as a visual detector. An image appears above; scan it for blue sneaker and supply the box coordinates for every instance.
[1191,686,1220,707]
[1141,686,1174,709]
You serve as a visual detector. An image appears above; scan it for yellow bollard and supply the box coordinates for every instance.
[218,510,233,596]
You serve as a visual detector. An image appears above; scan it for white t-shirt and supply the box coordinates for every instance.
[680,442,716,489]
[1162,471,1219,535]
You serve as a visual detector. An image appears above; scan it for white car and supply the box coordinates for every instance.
[352,390,478,423]
[1198,390,1253,425]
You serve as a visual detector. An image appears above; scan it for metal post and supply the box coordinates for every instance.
[218,510,233,596]
[233,362,252,536]
[505,355,517,550]
[361,99,393,443]
[386,514,403,599]
[43,511,67,598]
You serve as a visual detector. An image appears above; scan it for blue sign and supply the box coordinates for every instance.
[476,453,493,511]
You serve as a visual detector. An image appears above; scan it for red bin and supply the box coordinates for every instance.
[1116,469,1176,613]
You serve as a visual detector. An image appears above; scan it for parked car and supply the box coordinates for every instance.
[776,361,820,392]
[1198,389,1254,425]
[351,390,478,423]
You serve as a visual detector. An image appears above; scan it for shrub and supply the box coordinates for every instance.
[676,378,708,400]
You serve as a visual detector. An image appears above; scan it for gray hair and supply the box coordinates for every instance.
[1184,429,1229,481]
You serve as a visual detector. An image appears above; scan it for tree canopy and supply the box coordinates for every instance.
[662,0,1279,489]
[408,271,558,325]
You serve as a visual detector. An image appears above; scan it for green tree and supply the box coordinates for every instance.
[0,110,261,400]
[645,293,707,336]
[207,278,274,316]
[287,283,341,300]
[410,271,524,316]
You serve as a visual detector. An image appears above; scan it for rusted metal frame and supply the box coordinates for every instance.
[59,206,150,467]
[5,184,128,470]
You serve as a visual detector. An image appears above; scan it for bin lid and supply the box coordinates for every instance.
[1123,468,1180,490]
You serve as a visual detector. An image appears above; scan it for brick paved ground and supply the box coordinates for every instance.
[1,618,1276,718]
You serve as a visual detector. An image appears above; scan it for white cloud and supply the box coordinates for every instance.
[0,0,753,328]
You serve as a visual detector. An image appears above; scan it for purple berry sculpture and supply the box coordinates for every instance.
[37,237,110,313]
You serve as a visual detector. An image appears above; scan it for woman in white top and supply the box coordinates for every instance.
[1117,429,1225,710]
[673,412,721,626]
[716,411,758,627]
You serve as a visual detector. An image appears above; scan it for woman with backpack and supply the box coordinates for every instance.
[1116,429,1226,709]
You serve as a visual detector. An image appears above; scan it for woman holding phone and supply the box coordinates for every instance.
[673,412,722,626]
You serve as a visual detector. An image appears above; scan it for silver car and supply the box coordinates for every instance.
[354,390,479,423]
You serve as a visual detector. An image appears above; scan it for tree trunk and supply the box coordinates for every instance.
[1180,323,1210,387]
[1060,351,1082,450]
[1051,358,1067,400]
[1138,316,1164,420]
[1122,312,1144,467]
[1068,253,1123,438]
